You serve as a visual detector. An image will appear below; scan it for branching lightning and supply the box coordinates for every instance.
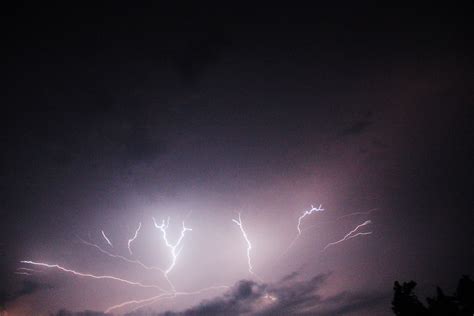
[152,216,192,292]
[280,204,325,256]
[346,231,373,240]
[105,293,175,314]
[17,267,41,273]
[15,272,31,276]
[15,267,43,276]
[77,237,164,273]
[20,260,167,291]
[232,213,262,281]
[18,216,231,314]
[299,208,377,233]
[323,220,372,250]
[335,208,377,220]
[101,230,113,247]
[128,222,142,256]
[18,204,375,314]
[297,204,324,236]
[153,217,192,276]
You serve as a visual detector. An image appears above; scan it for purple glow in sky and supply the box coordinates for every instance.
[1,3,473,316]
[18,203,375,315]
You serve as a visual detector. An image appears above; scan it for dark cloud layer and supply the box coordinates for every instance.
[340,120,373,137]
[52,310,108,316]
[0,280,52,309]
[160,280,266,316]
[110,272,386,316]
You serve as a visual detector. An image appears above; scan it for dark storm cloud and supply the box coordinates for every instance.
[278,271,299,283]
[171,31,231,84]
[133,272,386,316]
[310,291,388,316]
[0,280,52,308]
[52,310,108,316]
[339,109,374,137]
[340,120,373,137]
[258,273,329,316]
[158,279,266,316]
[1,2,473,315]
[122,126,167,163]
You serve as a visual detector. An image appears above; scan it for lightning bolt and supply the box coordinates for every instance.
[280,204,325,256]
[15,272,31,276]
[103,217,230,314]
[232,213,262,281]
[297,207,377,233]
[297,204,324,236]
[153,217,192,290]
[17,267,41,273]
[20,260,168,291]
[323,220,372,250]
[20,217,235,314]
[346,231,373,240]
[335,208,377,220]
[105,293,175,314]
[22,206,376,314]
[77,237,164,273]
[16,267,44,276]
[101,230,113,247]
[128,222,142,256]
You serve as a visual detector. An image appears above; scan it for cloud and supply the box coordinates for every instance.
[0,280,52,309]
[170,30,231,84]
[307,291,388,316]
[121,126,166,163]
[45,272,387,316]
[278,271,300,283]
[257,273,329,315]
[340,120,373,137]
[135,272,388,316]
[52,310,108,316]
[158,280,266,316]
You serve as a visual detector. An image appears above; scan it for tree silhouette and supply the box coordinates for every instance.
[456,275,474,314]
[0,290,11,315]
[392,275,474,316]
[392,281,428,316]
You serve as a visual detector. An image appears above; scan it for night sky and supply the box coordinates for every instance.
[1,3,473,315]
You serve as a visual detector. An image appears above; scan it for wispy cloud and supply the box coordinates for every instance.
[117,271,388,316]
[1,280,52,309]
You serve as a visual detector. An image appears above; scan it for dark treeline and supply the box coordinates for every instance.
[392,275,474,316]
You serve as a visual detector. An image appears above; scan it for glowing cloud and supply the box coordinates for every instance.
[105,285,230,313]
[18,208,376,314]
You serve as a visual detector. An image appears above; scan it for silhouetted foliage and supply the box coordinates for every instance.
[0,291,7,314]
[392,281,428,316]
[51,309,107,316]
[456,275,474,314]
[392,275,474,316]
